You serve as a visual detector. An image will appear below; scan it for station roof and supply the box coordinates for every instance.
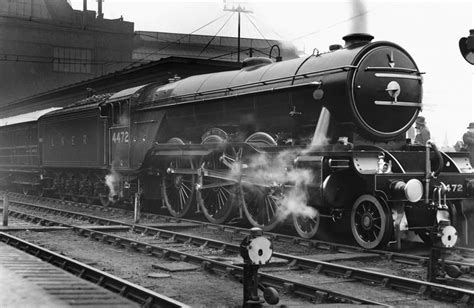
[0,57,241,117]
[0,107,61,126]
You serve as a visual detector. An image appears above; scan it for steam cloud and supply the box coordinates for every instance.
[231,148,318,223]
[105,167,120,201]
[225,107,336,224]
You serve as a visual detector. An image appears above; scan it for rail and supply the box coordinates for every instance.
[2,205,387,306]
[4,192,474,272]
[4,198,474,305]
[0,232,188,308]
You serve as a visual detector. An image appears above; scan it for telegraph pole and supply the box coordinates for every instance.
[224,4,252,63]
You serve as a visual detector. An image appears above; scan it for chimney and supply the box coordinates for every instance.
[83,0,87,11]
[342,33,374,48]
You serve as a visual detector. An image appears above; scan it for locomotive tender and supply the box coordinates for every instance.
[1,33,473,249]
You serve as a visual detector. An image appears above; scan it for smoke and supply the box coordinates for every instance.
[232,148,318,223]
[350,0,368,33]
[224,107,337,223]
[278,164,318,220]
[105,166,120,201]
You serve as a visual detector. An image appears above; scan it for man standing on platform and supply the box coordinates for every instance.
[463,122,474,165]
[414,116,430,145]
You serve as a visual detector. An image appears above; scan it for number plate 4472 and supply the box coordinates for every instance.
[112,130,129,143]
[445,184,463,192]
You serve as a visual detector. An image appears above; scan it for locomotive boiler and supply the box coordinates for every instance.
[1,33,473,250]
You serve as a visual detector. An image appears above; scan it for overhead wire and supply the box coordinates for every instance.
[125,12,232,68]
[290,10,370,42]
[198,12,235,56]
[243,13,273,48]
[247,14,284,42]
[2,6,372,71]
[202,9,280,61]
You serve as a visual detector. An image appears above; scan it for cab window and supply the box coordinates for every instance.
[112,101,130,126]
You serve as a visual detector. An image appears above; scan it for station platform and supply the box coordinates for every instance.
[0,241,138,308]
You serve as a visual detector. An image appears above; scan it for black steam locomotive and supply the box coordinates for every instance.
[1,33,473,250]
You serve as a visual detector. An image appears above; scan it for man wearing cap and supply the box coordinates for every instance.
[414,116,430,145]
[463,122,474,165]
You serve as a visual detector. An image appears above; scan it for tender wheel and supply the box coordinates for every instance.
[293,212,320,238]
[162,138,196,218]
[196,135,239,224]
[100,171,121,207]
[351,194,393,249]
[22,185,30,196]
[99,194,111,206]
[68,174,81,202]
[36,185,45,197]
[56,173,68,201]
[84,196,96,205]
[81,174,95,204]
[99,184,112,206]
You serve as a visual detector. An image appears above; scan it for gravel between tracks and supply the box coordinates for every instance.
[11,230,314,307]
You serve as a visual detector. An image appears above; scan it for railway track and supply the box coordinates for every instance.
[2,194,474,306]
[5,192,474,275]
[0,207,387,306]
[0,232,187,308]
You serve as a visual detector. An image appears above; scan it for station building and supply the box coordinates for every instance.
[0,0,299,116]
[0,0,134,106]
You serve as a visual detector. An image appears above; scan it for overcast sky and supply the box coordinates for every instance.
[70,0,474,146]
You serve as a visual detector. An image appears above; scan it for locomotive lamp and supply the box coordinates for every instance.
[390,179,423,202]
[240,227,279,307]
[459,29,474,64]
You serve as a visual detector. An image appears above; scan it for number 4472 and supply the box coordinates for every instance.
[112,131,129,143]
[446,184,463,192]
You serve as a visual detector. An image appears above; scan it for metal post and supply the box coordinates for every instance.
[134,180,141,224]
[425,142,431,204]
[427,247,441,282]
[3,194,9,226]
[242,264,261,307]
[237,10,241,63]
[223,4,252,63]
[240,227,278,307]
[134,193,140,223]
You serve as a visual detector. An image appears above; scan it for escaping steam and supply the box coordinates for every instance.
[226,107,340,223]
[231,148,318,223]
[105,166,120,201]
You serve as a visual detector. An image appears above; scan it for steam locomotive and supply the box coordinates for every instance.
[1,33,473,250]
